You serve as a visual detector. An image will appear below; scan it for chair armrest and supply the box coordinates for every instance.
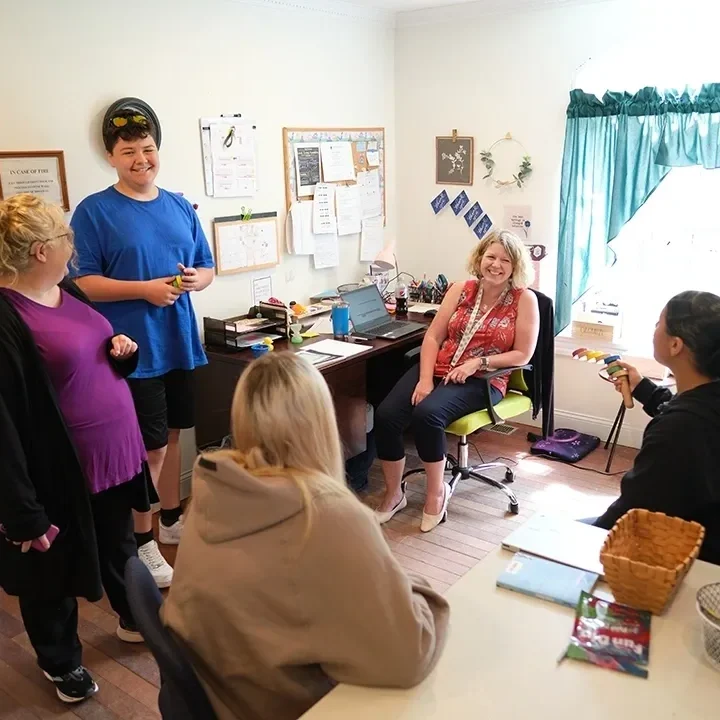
[478,364,532,425]
[404,346,422,367]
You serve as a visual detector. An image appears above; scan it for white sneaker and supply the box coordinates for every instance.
[158,516,184,546]
[138,540,174,588]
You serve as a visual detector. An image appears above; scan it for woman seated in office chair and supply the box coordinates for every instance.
[592,290,720,565]
[374,230,540,532]
[163,352,449,720]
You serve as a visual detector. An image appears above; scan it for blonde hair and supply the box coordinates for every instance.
[212,352,349,529]
[0,193,71,283]
[467,230,534,289]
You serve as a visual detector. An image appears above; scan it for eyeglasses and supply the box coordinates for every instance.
[109,115,148,128]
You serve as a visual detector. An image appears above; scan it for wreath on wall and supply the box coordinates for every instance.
[479,133,532,189]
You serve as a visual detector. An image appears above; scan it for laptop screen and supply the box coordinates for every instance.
[342,285,388,328]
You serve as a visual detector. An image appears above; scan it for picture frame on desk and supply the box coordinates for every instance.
[0,150,70,211]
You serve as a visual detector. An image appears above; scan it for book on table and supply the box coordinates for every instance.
[496,552,599,608]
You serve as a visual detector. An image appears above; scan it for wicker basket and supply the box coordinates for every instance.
[600,509,705,614]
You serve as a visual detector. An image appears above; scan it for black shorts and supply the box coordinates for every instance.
[128,370,196,451]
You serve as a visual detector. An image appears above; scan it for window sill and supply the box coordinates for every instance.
[554,334,667,380]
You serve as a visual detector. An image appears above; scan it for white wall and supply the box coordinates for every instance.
[394,0,713,447]
[1,0,395,321]
[1,0,395,479]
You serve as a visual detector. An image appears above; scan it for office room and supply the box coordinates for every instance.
[1,0,719,717]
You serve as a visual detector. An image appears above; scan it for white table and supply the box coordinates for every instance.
[302,546,720,719]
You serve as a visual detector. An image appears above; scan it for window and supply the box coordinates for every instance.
[571,166,720,357]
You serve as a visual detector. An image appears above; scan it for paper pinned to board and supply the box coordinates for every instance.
[294,142,321,197]
[313,184,337,234]
[360,216,384,262]
[320,142,356,182]
[313,231,340,270]
[287,202,315,255]
[357,169,382,219]
[335,184,362,236]
[366,140,379,167]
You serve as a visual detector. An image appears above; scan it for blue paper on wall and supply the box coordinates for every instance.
[450,191,470,215]
[431,190,450,214]
[464,201,483,227]
[474,213,493,239]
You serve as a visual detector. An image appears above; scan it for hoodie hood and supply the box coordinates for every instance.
[190,454,305,544]
[668,380,720,425]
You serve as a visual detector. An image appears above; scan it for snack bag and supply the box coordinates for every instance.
[562,592,651,678]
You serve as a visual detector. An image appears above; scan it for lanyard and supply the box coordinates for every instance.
[449,282,508,369]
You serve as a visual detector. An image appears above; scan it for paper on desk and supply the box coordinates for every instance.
[409,302,441,314]
[313,184,337,234]
[335,184,361,236]
[288,202,315,255]
[310,339,372,358]
[313,231,340,270]
[320,142,356,182]
[357,169,382,219]
[308,316,334,335]
[360,216,385,262]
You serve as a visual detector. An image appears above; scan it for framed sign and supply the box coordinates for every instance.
[436,135,474,186]
[0,151,70,211]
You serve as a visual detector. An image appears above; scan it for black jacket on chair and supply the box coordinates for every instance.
[0,278,145,598]
[526,290,555,438]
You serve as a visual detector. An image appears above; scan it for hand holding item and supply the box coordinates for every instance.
[604,358,635,409]
[177,263,200,292]
[144,277,184,307]
[110,334,138,359]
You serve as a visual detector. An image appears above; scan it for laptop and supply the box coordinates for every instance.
[340,284,426,340]
[501,512,608,576]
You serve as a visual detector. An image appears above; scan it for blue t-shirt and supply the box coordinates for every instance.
[70,187,215,378]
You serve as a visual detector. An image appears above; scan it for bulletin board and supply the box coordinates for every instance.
[212,214,280,276]
[282,127,386,220]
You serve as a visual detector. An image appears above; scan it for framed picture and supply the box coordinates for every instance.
[436,136,474,186]
[0,151,70,211]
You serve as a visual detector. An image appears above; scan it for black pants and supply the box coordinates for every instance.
[375,365,502,464]
[19,487,137,677]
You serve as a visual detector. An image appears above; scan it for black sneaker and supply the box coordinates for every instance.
[43,666,99,703]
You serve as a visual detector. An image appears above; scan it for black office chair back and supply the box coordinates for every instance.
[124,556,219,720]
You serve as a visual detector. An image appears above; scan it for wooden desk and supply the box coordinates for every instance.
[194,319,427,457]
[302,544,720,719]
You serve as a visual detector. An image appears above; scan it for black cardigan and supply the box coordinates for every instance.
[596,378,720,566]
[0,279,145,598]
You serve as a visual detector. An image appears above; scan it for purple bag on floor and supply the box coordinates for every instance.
[530,428,599,464]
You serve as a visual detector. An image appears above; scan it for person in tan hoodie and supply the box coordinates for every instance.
[162,352,449,720]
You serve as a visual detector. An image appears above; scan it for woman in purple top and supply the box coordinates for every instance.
[0,194,155,704]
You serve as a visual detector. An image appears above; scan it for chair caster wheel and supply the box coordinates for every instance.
[509,502,519,515]
[504,469,514,483]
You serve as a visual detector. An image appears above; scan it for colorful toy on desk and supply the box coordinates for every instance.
[289,324,303,345]
[572,348,634,409]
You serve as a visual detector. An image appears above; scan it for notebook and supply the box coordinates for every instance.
[501,512,608,576]
[497,552,599,608]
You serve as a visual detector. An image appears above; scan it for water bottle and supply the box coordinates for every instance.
[395,282,408,317]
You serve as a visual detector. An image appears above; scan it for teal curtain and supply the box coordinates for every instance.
[555,85,720,335]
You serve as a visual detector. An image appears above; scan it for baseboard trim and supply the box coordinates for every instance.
[520,408,644,449]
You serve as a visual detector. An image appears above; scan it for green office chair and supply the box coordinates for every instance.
[402,354,532,515]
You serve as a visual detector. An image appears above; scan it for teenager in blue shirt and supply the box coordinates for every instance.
[72,112,214,587]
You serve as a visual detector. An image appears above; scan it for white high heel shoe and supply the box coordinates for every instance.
[420,482,450,533]
[374,482,407,524]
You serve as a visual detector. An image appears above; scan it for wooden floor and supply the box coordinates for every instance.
[0,425,637,718]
